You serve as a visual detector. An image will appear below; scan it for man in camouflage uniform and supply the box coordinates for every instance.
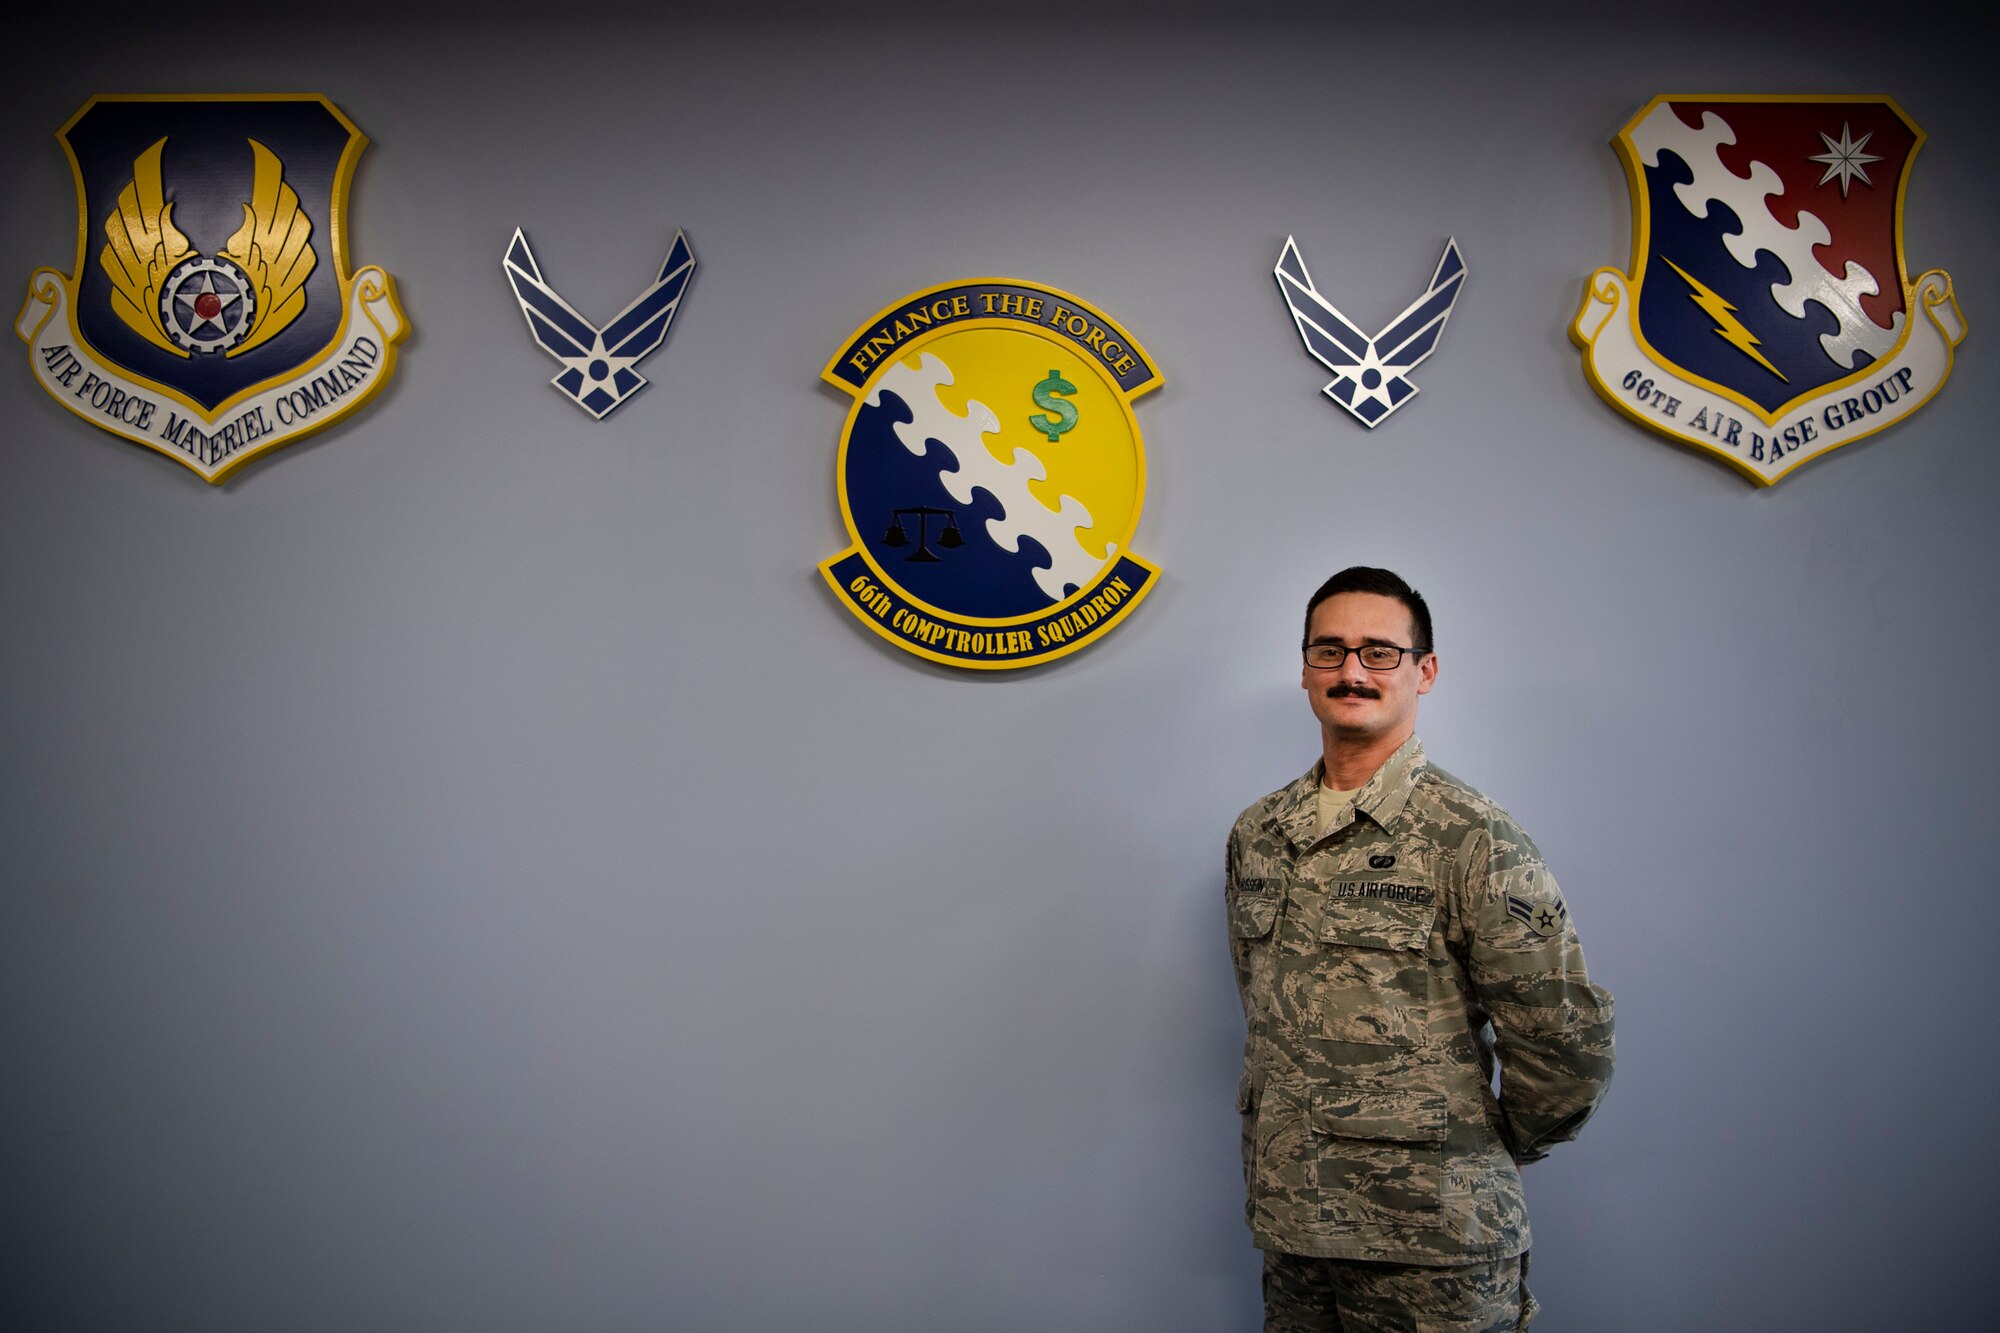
[1227,568,1614,1331]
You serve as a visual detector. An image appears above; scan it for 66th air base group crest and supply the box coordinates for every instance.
[1574,95,1963,485]
[17,95,407,482]
[819,280,1159,670]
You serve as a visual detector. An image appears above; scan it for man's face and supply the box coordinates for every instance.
[1301,591,1437,746]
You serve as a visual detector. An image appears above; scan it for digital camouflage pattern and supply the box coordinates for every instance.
[1228,736,1614,1265]
[1262,1249,1537,1332]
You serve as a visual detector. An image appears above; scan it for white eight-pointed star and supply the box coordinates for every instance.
[1808,122,1883,198]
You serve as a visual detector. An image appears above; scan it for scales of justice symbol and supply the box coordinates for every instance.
[880,505,965,562]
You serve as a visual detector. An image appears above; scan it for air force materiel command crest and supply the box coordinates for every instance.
[1573,96,1965,485]
[819,280,1160,670]
[502,228,696,418]
[1276,234,1465,427]
[16,96,407,483]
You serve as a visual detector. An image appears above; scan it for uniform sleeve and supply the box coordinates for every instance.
[1224,826,1258,1215]
[1225,826,1252,998]
[1456,822,1615,1164]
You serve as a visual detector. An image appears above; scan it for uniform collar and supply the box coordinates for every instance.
[1272,734,1427,850]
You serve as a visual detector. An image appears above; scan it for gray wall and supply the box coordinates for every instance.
[5,5,1995,1329]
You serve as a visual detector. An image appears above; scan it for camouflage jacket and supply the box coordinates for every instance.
[1227,736,1614,1264]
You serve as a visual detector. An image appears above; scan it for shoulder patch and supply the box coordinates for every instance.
[1506,893,1568,938]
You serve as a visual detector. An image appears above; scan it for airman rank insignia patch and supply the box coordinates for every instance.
[1507,893,1568,938]
[16,96,407,483]
[1573,96,1964,485]
[818,280,1160,670]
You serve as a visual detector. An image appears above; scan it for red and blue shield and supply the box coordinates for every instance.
[1574,96,1963,484]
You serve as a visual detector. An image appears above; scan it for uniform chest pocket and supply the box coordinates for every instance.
[1318,880,1439,952]
[1229,881,1280,939]
[1313,880,1439,1048]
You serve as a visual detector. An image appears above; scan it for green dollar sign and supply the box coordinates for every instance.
[1028,369,1079,443]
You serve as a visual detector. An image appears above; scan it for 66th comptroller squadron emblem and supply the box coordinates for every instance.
[16,96,407,482]
[1573,96,1964,485]
[819,280,1160,670]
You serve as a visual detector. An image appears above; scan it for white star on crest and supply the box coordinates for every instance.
[1808,123,1883,198]
[175,271,242,335]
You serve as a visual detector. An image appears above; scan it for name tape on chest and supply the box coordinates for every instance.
[1333,879,1435,907]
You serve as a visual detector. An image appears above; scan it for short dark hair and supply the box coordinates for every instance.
[1302,567,1433,652]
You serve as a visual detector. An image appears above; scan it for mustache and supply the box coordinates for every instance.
[1324,683,1381,699]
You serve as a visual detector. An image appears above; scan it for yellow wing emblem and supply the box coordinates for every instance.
[99,137,193,357]
[220,139,316,357]
[98,137,318,359]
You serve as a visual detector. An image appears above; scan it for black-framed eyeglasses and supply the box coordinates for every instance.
[1301,642,1427,671]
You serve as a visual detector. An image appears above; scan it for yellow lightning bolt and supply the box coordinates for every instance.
[1662,257,1787,382]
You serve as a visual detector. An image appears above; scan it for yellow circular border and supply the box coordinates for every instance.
[833,318,1148,628]
[817,278,1161,669]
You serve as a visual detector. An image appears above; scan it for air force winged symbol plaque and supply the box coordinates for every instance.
[503,229,696,419]
[1573,96,1965,484]
[16,95,407,482]
[1275,234,1465,427]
